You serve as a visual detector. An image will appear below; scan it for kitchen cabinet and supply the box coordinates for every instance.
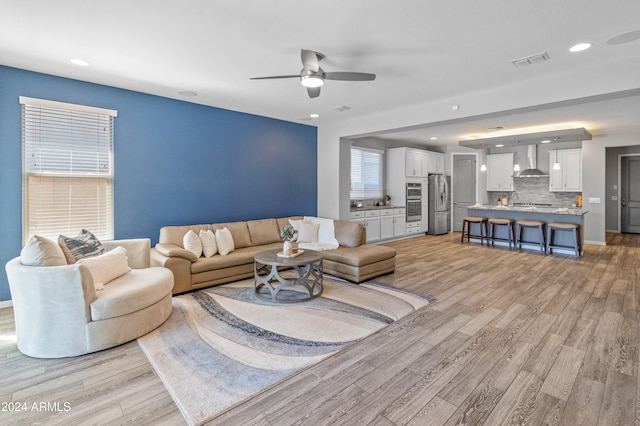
[393,208,406,237]
[405,149,422,177]
[486,153,514,191]
[380,209,394,240]
[549,148,582,192]
[405,221,422,235]
[423,152,445,175]
[350,210,381,242]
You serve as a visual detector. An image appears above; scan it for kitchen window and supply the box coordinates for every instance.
[350,147,384,199]
[20,97,117,244]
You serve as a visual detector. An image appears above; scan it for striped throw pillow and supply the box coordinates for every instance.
[58,229,105,264]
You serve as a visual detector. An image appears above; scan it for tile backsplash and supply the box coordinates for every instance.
[488,177,581,207]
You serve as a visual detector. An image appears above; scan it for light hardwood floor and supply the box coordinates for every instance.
[1,232,638,425]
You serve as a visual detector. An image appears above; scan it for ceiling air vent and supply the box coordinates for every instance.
[510,51,550,68]
[330,105,351,112]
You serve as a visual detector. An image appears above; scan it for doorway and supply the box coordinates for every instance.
[621,155,640,233]
[452,154,477,232]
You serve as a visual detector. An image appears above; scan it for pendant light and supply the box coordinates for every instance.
[480,146,487,171]
[552,138,561,170]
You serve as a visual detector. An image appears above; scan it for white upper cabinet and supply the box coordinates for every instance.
[486,153,514,191]
[405,149,422,177]
[549,148,582,192]
[421,152,445,175]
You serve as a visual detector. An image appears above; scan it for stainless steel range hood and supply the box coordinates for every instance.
[516,145,548,178]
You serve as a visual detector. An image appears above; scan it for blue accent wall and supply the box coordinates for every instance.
[0,65,317,301]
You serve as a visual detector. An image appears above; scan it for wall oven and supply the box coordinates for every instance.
[406,182,422,222]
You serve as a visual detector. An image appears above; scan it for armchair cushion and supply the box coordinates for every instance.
[77,246,131,291]
[20,235,67,266]
[89,268,174,321]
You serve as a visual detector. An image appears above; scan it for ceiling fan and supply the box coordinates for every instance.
[250,49,376,98]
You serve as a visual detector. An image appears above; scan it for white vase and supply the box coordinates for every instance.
[283,240,292,255]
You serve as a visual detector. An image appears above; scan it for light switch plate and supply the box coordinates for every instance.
[588,197,601,203]
[612,196,618,201]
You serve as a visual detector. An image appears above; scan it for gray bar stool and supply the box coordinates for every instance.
[488,218,516,249]
[516,219,546,254]
[546,222,581,256]
[461,216,488,245]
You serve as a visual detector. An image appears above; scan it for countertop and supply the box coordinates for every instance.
[467,204,588,216]
[350,205,405,212]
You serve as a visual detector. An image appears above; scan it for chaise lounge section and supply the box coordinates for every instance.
[150,216,396,295]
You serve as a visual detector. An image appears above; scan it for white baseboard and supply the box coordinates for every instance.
[0,300,13,309]
[585,240,606,246]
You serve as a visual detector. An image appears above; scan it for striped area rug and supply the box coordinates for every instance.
[137,277,432,425]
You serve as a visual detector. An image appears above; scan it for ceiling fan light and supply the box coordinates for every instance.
[301,75,324,88]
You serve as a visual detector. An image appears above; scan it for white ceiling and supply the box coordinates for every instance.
[1,0,639,148]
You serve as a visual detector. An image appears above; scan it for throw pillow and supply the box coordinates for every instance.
[215,227,235,256]
[20,235,68,266]
[183,230,203,257]
[288,219,306,242]
[297,222,319,243]
[77,246,131,291]
[199,229,218,257]
[58,229,105,264]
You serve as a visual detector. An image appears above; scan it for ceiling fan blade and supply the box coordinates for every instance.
[325,72,376,81]
[301,49,321,72]
[250,75,300,80]
[307,86,321,98]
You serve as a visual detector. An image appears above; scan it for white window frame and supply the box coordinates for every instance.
[20,96,117,244]
[350,147,384,199]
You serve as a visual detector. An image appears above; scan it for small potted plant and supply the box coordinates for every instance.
[385,194,391,206]
[280,224,297,255]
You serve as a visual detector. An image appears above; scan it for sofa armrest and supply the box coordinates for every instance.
[103,238,151,269]
[154,243,198,262]
[150,247,193,294]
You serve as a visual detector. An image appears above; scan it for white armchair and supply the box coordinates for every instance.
[5,238,173,358]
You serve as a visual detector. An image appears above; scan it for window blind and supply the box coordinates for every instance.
[20,97,116,244]
[350,147,384,199]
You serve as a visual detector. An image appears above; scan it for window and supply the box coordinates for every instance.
[20,97,117,244]
[350,147,384,199]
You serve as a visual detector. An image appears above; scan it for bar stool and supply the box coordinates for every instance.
[488,218,516,249]
[516,220,546,254]
[461,216,488,245]
[546,222,581,256]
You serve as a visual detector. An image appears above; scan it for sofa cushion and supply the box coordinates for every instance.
[78,246,131,291]
[58,229,105,264]
[297,222,319,243]
[321,245,396,267]
[190,245,271,273]
[277,216,303,234]
[20,235,67,266]
[213,222,251,249]
[334,220,364,248]
[159,224,215,247]
[90,267,173,321]
[247,218,281,245]
[183,230,203,257]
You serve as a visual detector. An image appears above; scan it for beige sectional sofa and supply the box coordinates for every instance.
[150,216,396,295]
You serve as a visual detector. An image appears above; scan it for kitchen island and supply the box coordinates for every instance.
[466,205,588,254]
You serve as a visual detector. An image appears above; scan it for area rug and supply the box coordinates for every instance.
[137,277,433,425]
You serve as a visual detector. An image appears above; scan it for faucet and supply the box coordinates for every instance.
[510,191,519,206]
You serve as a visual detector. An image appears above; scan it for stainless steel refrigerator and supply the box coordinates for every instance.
[427,174,451,235]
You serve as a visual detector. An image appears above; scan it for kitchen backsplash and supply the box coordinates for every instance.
[488,177,581,207]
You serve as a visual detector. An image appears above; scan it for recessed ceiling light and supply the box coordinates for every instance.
[310,113,319,118]
[569,42,592,52]
[495,144,504,148]
[70,58,90,66]
[541,140,551,144]
[178,90,197,97]
[430,137,438,140]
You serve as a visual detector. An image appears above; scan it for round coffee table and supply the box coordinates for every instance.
[254,248,323,303]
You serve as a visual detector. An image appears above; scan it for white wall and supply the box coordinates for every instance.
[318,57,640,245]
